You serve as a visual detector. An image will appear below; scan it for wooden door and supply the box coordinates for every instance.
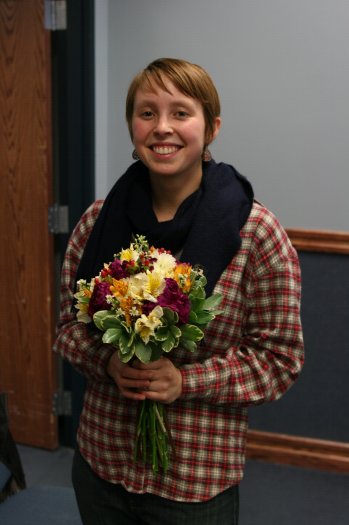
[0,0,58,449]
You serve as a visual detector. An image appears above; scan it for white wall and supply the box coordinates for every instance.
[95,0,349,231]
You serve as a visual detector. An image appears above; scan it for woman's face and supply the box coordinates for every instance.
[131,80,219,185]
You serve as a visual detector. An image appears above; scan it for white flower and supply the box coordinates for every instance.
[128,273,149,301]
[134,306,163,344]
[152,252,177,277]
[76,307,91,324]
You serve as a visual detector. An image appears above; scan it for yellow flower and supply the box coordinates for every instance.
[134,306,163,344]
[119,247,139,262]
[75,303,91,324]
[128,272,165,302]
[144,271,165,300]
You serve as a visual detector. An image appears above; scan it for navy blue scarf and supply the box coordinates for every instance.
[76,160,253,296]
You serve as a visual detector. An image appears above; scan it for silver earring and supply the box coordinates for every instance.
[202,147,212,162]
[132,149,140,160]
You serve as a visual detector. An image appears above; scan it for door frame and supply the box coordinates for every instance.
[51,0,95,446]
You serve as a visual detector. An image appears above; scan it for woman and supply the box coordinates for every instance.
[54,58,304,524]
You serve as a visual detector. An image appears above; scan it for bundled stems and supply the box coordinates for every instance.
[134,399,171,474]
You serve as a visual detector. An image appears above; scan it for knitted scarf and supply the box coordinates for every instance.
[75,159,253,296]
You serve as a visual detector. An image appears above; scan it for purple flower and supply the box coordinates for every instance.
[142,301,157,316]
[109,259,127,279]
[157,278,190,324]
[88,281,112,317]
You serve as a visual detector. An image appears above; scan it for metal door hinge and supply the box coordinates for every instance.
[48,204,69,234]
[44,0,67,31]
[52,390,72,416]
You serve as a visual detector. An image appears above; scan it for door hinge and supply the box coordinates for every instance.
[48,204,69,234]
[52,390,72,416]
[44,0,67,31]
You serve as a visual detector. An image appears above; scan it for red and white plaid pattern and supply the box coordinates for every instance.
[53,200,304,502]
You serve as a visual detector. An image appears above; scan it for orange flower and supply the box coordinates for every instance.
[119,296,138,326]
[110,278,128,298]
[173,263,192,293]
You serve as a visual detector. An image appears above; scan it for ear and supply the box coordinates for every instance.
[207,117,221,144]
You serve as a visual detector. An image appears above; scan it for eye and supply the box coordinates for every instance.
[140,110,154,119]
[175,110,189,118]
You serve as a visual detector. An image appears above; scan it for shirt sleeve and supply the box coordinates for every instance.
[52,201,115,382]
[180,205,304,406]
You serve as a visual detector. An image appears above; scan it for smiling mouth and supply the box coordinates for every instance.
[151,145,181,155]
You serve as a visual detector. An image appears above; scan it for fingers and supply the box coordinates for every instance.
[131,358,163,371]
[107,352,152,400]
[107,354,182,403]
[139,360,183,404]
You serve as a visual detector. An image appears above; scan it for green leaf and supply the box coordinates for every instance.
[162,334,175,353]
[189,285,205,301]
[93,310,112,330]
[180,324,204,342]
[211,309,224,317]
[77,295,90,304]
[118,346,134,363]
[119,332,132,354]
[190,297,205,312]
[169,325,181,339]
[192,273,207,288]
[194,311,215,325]
[203,293,223,311]
[135,340,153,363]
[102,328,122,345]
[188,311,198,323]
[154,327,169,341]
[162,307,179,325]
[181,339,197,352]
[101,315,122,330]
[150,345,163,361]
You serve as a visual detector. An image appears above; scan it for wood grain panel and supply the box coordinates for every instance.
[0,0,57,448]
[286,228,349,254]
[246,430,349,473]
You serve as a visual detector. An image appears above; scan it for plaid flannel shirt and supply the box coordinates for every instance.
[53,200,304,502]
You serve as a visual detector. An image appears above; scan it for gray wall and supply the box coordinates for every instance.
[95,0,349,231]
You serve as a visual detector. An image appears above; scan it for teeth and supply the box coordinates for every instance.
[153,145,179,155]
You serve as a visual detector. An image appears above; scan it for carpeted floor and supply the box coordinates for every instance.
[240,460,349,525]
[18,445,74,488]
[17,446,349,524]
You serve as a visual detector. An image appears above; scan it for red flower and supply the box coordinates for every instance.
[109,260,127,279]
[157,278,190,324]
[88,281,112,317]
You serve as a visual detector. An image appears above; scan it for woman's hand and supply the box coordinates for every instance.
[107,353,182,404]
[133,357,183,404]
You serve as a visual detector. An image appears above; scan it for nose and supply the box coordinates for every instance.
[153,114,172,135]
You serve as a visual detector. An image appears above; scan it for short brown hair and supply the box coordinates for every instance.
[126,58,221,143]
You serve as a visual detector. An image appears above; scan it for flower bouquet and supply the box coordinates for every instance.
[74,235,222,473]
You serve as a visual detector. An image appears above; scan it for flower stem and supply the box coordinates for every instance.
[134,399,171,474]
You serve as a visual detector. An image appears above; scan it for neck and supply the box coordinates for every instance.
[150,172,202,222]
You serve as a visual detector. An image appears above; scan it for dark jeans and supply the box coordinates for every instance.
[72,449,239,525]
